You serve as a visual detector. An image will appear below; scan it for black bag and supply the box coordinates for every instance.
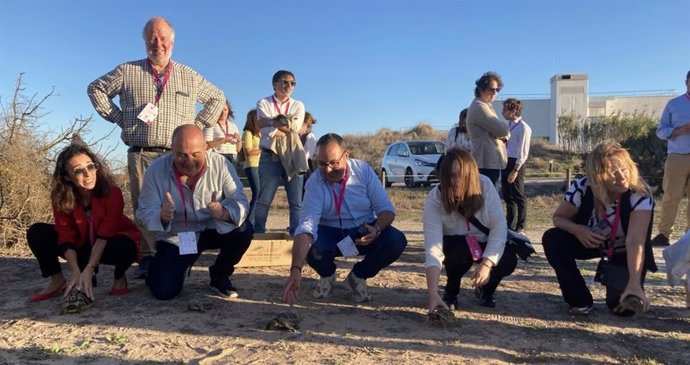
[469,216,536,261]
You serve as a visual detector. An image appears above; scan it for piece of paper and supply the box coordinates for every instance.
[178,231,198,255]
[337,236,359,258]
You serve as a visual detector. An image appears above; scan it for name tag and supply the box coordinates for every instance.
[337,236,359,258]
[466,235,483,262]
[137,103,159,125]
[178,231,198,255]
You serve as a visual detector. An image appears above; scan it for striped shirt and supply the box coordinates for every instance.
[88,59,225,148]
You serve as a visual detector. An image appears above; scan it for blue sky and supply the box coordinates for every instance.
[1,0,688,161]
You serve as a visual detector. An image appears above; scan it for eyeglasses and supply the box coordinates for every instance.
[317,151,347,170]
[72,162,98,176]
[488,87,501,93]
[281,79,297,87]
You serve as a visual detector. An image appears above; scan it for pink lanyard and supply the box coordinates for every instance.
[465,220,474,238]
[598,196,621,258]
[272,96,290,116]
[149,60,173,105]
[329,170,349,217]
[218,120,231,137]
[173,164,205,228]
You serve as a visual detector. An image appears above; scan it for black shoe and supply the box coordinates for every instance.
[475,287,496,308]
[651,234,670,247]
[135,256,152,279]
[442,292,458,311]
[209,275,239,298]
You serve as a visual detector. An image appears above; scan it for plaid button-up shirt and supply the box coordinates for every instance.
[88,59,225,148]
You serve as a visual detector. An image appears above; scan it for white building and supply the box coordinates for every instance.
[494,74,676,144]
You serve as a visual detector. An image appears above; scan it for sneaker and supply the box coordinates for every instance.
[651,234,670,247]
[442,292,458,311]
[345,271,371,302]
[568,304,594,315]
[313,274,336,299]
[135,256,152,280]
[474,286,496,308]
[209,275,239,298]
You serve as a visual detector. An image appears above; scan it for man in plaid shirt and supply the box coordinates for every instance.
[87,16,225,278]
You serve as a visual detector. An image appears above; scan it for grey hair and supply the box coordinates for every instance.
[143,16,175,41]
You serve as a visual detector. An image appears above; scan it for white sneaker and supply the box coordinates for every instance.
[313,274,336,299]
[345,271,371,302]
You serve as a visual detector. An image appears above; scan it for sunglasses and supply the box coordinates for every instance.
[488,87,501,93]
[316,151,347,170]
[281,79,297,87]
[72,162,98,176]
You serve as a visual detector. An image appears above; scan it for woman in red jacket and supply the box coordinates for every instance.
[27,143,140,302]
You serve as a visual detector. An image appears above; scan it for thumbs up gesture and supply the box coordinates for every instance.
[207,191,226,221]
[161,192,176,224]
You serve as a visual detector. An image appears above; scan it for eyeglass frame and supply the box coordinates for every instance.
[316,150,348,170]
[71,162,99,176]
[281,79,297,87]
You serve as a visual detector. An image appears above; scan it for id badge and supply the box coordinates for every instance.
[178,231,198,255]
[137,103,159,125]
[466,235,483,262]
[336,236,359,257]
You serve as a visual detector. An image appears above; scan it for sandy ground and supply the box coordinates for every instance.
[1,210,689,364]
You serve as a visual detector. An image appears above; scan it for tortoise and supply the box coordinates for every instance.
[265,312,300,332]
[186,299,207,313]
[60,290,94,315]
[428,306,458,325]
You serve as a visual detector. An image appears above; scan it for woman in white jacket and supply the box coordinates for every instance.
[424,147,517,312]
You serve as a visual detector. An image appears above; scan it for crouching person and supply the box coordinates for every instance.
[137,125,253,300]
[424,148,517,312]
[543,140,657,316]
[282,133,407,304]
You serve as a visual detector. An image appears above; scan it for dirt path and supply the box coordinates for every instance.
[1,214,688,364]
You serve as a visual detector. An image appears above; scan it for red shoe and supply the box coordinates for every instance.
[109,278,129,296]
[29,281,67,302]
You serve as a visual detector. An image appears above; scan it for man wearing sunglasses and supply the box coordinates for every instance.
[87,17,225,279]
[253,70,308,236]
[282,133,407,304]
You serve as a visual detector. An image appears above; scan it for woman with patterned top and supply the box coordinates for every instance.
[543,140,657,316]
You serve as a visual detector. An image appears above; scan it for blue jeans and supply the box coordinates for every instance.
[306,223,407,279]
[253,151,303,235]
[244,166,260,223]
[146,222,254,300]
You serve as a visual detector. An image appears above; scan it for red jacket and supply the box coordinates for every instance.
[53,185,140,259]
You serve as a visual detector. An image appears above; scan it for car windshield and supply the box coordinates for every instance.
[407,142,444,155]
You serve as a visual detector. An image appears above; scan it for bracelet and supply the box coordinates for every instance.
[290,266,302,273]
[481,261,493,269]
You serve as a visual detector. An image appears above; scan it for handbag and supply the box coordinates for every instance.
[468,216,536,261]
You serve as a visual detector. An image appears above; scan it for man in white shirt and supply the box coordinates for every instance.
[501,98,532,232]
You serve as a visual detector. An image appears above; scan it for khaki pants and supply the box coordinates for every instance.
[658,153,690,237]
[128,150,168,257]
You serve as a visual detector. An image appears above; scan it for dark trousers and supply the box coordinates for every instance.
[442,235,517,298]
[501,157,527,231]
[542,228,646,316]
[478,168,500,185]
[146,221,254,300]
[306,223,407,279]
[26,222,137,280]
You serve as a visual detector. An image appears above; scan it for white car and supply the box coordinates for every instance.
[380,140,444,187]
